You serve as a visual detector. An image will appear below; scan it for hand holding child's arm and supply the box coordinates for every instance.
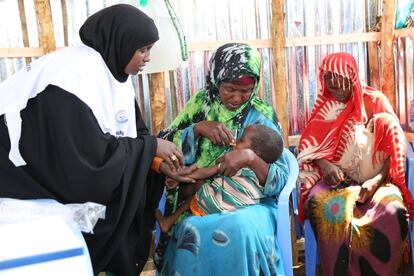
[159,163,198,183]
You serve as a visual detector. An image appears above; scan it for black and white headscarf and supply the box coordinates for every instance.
[0,4,159,166]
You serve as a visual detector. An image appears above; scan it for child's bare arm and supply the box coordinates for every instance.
[187,164,219,180]
[165,164,217,190]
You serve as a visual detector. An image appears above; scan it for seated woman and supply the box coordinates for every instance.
[297,52,414,276]
[156,124,284,232]
[155,43,290,275]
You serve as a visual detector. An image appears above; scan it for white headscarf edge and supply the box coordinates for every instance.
[0,45,137,166]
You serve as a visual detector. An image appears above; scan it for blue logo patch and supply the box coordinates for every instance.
[115,110,128,123]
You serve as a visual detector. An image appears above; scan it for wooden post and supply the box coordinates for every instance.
[149,72,166,135]
[34,0,56,54]
[17,0,31,65]
[61,0,69,46]
[272,0,295,265]
[271,0,289,145]
[137,75,147,125]
[380,0,396,110]
[367,42,380,89]
[366,0,380,89]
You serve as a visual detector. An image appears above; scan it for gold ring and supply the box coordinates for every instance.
[170,154,177,161]
[218,162,222,170]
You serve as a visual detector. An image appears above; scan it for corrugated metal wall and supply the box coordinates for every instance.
[0,0,413,134]
[285,0,369,134]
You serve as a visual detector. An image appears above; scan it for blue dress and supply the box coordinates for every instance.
[162,198,286,276]
[160,108,289,276]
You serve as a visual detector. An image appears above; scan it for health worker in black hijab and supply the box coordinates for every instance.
[0,4,192,275]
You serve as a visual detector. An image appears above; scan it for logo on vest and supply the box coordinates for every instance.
[116,130,125,137]
[115,110,128,123]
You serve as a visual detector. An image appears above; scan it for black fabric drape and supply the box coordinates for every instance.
[0,85,164,275]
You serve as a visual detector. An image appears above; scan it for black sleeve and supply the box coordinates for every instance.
[0,85,164,274]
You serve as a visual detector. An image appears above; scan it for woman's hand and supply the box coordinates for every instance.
[357,179,380,203]
[315,159,345,186]
[156,138,184,170]
[194,121,234,145]
[159,163,198,183]
[216,148,254,177]
[356,157,389,203]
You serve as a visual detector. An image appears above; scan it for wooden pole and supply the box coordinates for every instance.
[17,0,31,65]
[380,0,396,110]
[149,72,166,135]
[34,0,56,54]
[271,0,296,265]
[367,42,380,89]
[271,0,289,145]
[137,75,147,125]
[61,0,69,46]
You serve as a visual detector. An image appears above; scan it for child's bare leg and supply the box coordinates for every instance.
[178,180,204,201]
[156,180,204,232]
[155,197,193,233]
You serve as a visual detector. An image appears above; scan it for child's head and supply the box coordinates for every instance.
[235,125,283,163]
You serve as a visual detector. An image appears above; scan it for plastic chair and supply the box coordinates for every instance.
[155,149,299,276]
[304,219,319,276]
[288,146,302,240]
[304,141,414,276]
[278,148,300,276]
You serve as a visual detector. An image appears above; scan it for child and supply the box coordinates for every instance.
[156,124,284,232]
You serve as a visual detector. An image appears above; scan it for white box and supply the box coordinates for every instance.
[0,216,93,275]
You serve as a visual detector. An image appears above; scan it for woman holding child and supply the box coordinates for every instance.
[156,43,290,275]
[297,52,414,275]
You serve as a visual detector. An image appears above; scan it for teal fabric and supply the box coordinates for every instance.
[395,0,414,29]
[159,108,290,276]
[162,199,285,276]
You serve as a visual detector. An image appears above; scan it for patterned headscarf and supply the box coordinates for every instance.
[297,52,414,221]
[159,43,276,167]
[298,53,367,172]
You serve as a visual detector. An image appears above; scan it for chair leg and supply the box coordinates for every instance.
[305,220,317,276]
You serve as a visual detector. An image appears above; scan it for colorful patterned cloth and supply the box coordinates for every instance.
[155,43,289,275]
[297,52,413,275]
[307,180,408,276]
[158,43,276,167]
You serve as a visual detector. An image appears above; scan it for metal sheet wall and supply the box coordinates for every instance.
[1,0,413,134]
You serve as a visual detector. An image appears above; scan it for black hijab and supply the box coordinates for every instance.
[79,4,159,82]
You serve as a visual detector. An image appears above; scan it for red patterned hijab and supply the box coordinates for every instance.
[302,53,366,151]
[297,52,414,221]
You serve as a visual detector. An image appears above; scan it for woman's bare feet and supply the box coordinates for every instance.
[155,209,175,233]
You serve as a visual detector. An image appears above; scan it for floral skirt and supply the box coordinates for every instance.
[307,180,409,276]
